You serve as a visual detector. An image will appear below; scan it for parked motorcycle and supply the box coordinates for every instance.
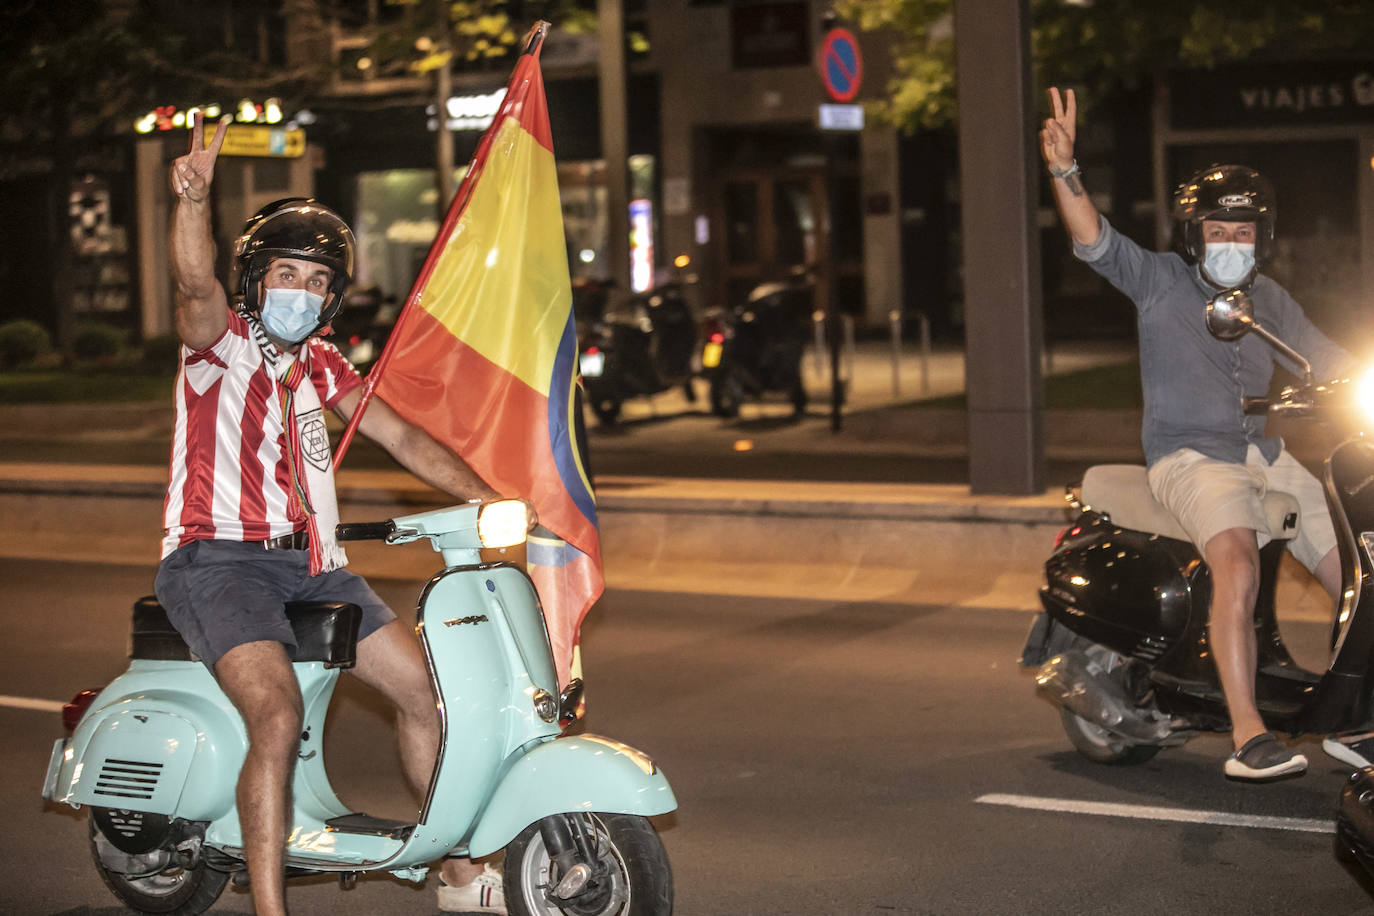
[577,281,698,425]
[700,277,812,418]
[42,499,676,915]
[331,284,400,372]
[1022,289,1374,768]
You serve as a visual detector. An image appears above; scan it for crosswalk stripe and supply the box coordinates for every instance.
[976,792,1334,834]
[0,695,64,713]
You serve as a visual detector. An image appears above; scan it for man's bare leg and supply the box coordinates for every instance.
[1203,527,1265,750]
[216,640,304,916]
[352,620,484,885]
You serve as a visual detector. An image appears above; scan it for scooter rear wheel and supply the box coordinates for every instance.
[505,812,671,916]
[89,815,229,915]
[709,375,742,418]
[1059,640,1162,766]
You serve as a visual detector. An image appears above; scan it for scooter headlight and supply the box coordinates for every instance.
[477,499,529,549]
[1358,371,1374,428]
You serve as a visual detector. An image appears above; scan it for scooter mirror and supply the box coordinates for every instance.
[1205,289,1254,341]
[1205,287,1315,386]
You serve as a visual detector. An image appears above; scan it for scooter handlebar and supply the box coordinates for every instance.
[336,521,398,542]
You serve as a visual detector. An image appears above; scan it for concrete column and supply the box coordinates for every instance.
[954,0,1044,494]
[598,0,631,299]
[1362,136,1374,309]
[135,137,171,339]
[861,127,901,329]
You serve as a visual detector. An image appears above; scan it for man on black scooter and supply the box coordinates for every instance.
[1040,86,1370,781]
[157,115,515,914]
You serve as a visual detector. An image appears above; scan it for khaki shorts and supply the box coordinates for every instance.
[1146,445,1337,572]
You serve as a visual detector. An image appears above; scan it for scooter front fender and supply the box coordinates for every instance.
[465,734,677,858]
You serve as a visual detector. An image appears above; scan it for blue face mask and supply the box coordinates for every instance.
[1202,242,1256,288]
[260,288,325,343]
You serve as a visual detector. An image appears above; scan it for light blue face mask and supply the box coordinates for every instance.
[260,288,325,343]
[1202,242,1256,288]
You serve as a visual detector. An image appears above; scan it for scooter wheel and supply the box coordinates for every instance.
[504,812,672,916]
[1060,706,1162,765]
[709,377,741,418]
[1058,640,1162,766]
[89,814,229,915]
[591,398,622,426]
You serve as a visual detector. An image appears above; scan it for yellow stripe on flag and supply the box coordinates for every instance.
[417,116,571,393]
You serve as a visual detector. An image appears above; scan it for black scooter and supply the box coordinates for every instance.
[577,281,698,425]
[1023,290,1374,767]
[700,278,812,418]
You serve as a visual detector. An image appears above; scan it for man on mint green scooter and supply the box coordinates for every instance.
[160,113,523,915]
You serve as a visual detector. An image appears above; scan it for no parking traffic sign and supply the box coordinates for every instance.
[818,28,863,103]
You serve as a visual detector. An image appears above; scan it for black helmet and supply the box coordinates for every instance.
[1171,164,1276,267]
[230,198,356,330]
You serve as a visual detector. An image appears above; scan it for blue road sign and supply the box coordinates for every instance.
[819,29,863,103]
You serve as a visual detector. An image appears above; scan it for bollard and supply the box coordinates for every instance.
[919,312,931,394]
[889,310,902,399]
[812,309,826,380]
[842,314,856,383]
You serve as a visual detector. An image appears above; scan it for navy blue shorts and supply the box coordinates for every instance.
[153,539,396,672]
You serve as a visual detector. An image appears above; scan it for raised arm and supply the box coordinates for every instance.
[1040,87,1100,247]
[169,115,231,351]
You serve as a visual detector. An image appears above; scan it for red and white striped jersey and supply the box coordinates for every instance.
[161,310,362,558]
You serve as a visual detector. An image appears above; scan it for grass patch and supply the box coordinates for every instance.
[0,369,172,404]
[916,358,1144,410]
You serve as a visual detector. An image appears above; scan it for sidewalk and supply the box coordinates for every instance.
[0,339,1329,618]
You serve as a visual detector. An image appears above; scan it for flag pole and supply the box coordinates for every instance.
[334,21,551,466]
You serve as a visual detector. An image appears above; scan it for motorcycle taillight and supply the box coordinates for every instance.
[708,332,724,345]
[62,689,100,732]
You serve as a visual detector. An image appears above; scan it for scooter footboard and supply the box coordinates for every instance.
[465,734,677,858]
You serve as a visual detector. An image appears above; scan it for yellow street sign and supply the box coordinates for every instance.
[202,124,305,158]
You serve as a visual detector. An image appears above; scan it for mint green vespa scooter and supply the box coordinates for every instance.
[42,499,676,915]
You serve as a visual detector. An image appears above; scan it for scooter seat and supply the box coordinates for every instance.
[130,597,362,668]
[1080,464,1301,543]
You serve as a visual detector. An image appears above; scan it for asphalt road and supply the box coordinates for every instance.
[7,556,1374,915]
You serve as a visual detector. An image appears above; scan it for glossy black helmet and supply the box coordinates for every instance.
[1170,164,1276,266]
[230,198,356,327]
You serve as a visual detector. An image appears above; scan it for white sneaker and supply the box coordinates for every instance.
[436,862,506,914]
[1323,731,1374,769]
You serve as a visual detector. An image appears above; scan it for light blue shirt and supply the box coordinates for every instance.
[1074,217,1352,466]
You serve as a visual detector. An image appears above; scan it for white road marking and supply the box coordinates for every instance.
[976,792,1334,834]
[0,695,64,713]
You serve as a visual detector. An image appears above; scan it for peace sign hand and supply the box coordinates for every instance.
[1039,87,1076,171]
[170,113,230,203]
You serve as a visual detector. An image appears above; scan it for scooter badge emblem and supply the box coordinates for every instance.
[443,615,489,628]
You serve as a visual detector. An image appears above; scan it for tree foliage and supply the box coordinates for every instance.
[348,0,594,81]
[834,0,1374,132]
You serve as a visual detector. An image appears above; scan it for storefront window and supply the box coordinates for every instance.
[354,169,466,301]
[559,160,608,283]
[355,154,652,298]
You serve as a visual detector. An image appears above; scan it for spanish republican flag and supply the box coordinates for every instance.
[341,23,599,687]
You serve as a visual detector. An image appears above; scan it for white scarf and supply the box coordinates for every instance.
[245,313,347,575]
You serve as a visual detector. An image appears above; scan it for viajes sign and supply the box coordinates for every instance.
[1169,60,1374,129]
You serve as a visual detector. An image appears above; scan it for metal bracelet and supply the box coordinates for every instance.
[1048,159,1080,180]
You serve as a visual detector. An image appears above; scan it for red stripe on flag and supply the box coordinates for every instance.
[508,55,553,153]
[529,550,601,690]
[375,308,599,562]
